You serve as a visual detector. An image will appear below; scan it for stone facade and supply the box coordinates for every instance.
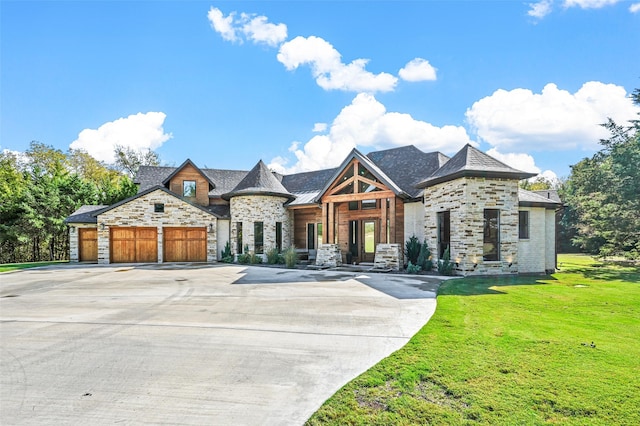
[316,244,343,267]
[373,243,402,270]
[424,177,519,276]
[96,188,217,264]
[229,195,292,258]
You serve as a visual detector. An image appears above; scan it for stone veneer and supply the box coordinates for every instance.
[315,244,343,267]
[96,188,217,264]
[424,177,519,276]
[373,243,402,271]
[229,195,292,257]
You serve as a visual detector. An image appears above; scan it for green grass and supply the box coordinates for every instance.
[0,260,67,273]
[307,254,640,425]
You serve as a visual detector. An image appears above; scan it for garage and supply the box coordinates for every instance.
[110,227,158,263]
[78,228,98,262]
[163,227,207,262]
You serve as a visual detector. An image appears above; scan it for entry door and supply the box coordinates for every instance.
[78,228,98,262]
[348,220,377,263]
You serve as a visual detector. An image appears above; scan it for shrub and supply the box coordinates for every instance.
[283,246,298,269]
[250,252,263,264]
[437,246,455,276]
[221,241,233,263]
[237,253,250,264]
[405,235,421,266]
[266,247,280,264]
[417,239,433,272]
[406,261,421,274]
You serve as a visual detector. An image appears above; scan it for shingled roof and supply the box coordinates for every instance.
[519,189,561,208]
[416,144,536,188]
[135,166,248,198]
[222,160,295,201]
[161,159,216,189]
[65,205,108,224]
[366,145,449,198]
[281,168,338,207]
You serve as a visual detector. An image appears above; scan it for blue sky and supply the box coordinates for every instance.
[2,1,639,180]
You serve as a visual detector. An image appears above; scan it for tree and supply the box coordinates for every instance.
[114,145,160,177]
[563,88,640,259]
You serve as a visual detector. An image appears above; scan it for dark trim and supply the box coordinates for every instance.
[221,189,296,201]
[161,159,216,190]
[417,170,536,188]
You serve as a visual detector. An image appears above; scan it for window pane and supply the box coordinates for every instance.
[361,199,376,210]
[183,180,196,197]
[254,222,264,254]
[316,223,323,248]
[307,223,315,250]
[348,201,359,210]
[483,209,500,261]
[519,211,530,239]
[276,222,282,252]
[437,211,450,258]
[237,222,243,254]
[364,221,375,253]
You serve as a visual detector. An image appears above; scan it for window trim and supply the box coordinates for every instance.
[275,222,282,252]
[183,180,196,197]
[519,211,530,240]
[254,222,264,254]
[483,209,500,261]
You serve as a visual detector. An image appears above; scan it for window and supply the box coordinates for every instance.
[154,203,164,213]
[316,223,323,248]
[348,201,359,210]
[307,223,315,250]
[254,222,264,254]
[483,209,500,261]
[519,211,530,239]
[183,180,196,197]
[236,222,243,254]
[437,211,450,258]
[361,199,376,210]
[276,222,282,252]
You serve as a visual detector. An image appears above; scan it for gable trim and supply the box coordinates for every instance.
[161,159,216,190]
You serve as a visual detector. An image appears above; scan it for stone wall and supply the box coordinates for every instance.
[373,243,402,270]
[424,177,519,276]
[96,189,217,264]
[316,244,342,267]
[229,195,292,257]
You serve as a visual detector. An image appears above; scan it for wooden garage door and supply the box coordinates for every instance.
[163,227,207,262]
[110,227,158,263]
[78,228,98,262]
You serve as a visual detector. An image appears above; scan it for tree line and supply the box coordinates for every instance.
[0,142,158,263]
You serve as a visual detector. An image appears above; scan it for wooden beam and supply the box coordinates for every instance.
[322,190,395,204]
[381,198,388,243]
[353,160,359,193]
[389,197,396,243]
[355,175,386,190]
[321,203,328,244]
[328,202,335,243]
[328,176,354,195]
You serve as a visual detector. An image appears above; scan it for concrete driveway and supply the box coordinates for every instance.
[1,264,439,425]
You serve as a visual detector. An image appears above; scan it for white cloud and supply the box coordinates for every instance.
[630,3,640,12]
[528,0,554,18]
[269,93,473,173]
[69,112,172,163]
[465,82,639,152]
[312,123,327,132]
[563,0,620,9]
[207,7,287,47]
[277,36,398,93]
[398,58,437,82]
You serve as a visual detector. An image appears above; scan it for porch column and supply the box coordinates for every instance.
[321,202,328,244]
[389,197,396,243]
[381,198,388,243]
[328,202,335,244]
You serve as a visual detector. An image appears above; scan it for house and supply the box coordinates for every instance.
[66,144,561,275]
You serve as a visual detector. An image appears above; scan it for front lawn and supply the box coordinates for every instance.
[0,260,67,273]
[307,254,640,425]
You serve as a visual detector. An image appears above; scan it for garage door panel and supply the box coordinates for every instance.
[164,227,207,262]
[78,228,98,262]
[110,227,157,263]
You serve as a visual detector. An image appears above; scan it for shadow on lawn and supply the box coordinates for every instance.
[439,274,555,296]
[559,265,640,283]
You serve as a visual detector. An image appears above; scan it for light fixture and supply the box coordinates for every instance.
[473,263,478,269]
[208,223,214,233]
[508,262,513,268]
[100,222,106,230]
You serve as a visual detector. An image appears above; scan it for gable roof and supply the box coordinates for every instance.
[416,144,536,188]
[65,205,108,224]
[222,160,295,201]
[532,189,562,204]
[135,166,248,198]
[366,145,449,198]
[160,158,216,190]
[91,185,222,218]
[313,148,408,203]
[519,189,562,208]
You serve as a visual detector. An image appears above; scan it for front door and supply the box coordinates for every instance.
[348,220,377,263]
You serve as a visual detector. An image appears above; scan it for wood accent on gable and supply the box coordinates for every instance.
[168,163,211,206]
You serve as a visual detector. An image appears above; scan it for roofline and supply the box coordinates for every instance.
[519,201,560,209]
[416,170,537,188]
[160,159,216,189]
[92,185,222,218]
[313,148,408,203]
[221,190,296,201]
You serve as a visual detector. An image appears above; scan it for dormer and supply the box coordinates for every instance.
[162,159,215,206]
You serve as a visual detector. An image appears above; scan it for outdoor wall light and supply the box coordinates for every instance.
[473,263,478,269]
[100,222,106,230]
[508,262,513,268]
[208,223,214,233]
